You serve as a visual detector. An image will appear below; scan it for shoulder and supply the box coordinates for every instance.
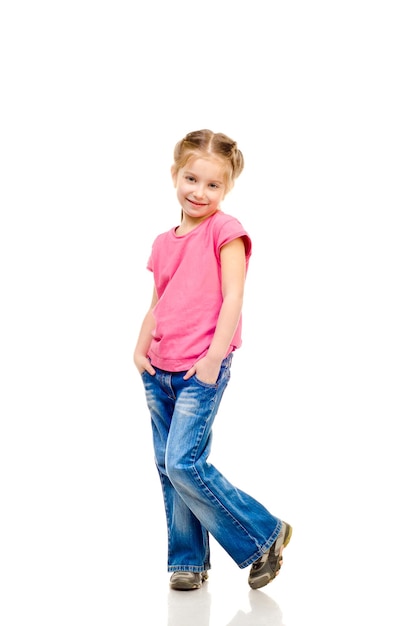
[212,210,242,227]
[151,226,175,247]
[212,210,248,235]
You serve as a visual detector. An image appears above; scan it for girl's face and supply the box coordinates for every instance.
[172,156,228,221]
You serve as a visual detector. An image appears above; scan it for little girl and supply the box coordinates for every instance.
[134,129,292,590]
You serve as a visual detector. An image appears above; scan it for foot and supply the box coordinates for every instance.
[248,521,292,589]
[170,570,208,590]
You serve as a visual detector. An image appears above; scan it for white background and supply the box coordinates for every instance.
[1,1,414,624]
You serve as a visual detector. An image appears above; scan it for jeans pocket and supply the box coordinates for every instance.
[193,355,232,389]
[192,374,218,389]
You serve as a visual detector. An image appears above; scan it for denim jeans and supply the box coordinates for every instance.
[141,353,282,572]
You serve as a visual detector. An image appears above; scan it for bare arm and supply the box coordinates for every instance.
[133,286,158,375]
[183,237,247,383]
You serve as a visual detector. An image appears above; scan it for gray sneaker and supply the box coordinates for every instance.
[170,570,208,590]
[248,521,292,589]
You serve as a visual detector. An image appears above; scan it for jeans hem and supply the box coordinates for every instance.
[237,520,282,569]
[168,565,211,573]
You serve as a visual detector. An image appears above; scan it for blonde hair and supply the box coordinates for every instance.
[172,129,244,194]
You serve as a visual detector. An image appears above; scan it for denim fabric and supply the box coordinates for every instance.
[141,353,281,572]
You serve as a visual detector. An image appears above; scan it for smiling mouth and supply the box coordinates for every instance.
[187,198,208,207]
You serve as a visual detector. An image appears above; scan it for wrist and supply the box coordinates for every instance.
[205,351,225,365]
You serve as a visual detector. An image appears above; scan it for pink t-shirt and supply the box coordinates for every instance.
[147,210,252,371]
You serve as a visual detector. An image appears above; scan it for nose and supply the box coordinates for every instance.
[193,183,205,199]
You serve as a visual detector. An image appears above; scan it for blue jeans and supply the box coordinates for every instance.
[141,353,282,572]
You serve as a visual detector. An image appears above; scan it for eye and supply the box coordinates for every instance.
[185,175,196,182]
[209,183,220,189]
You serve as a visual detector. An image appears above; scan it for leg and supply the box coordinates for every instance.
[166,355,282,569]
[141,368,210,572]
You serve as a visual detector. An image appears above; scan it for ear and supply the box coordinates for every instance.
[171,165,177,187]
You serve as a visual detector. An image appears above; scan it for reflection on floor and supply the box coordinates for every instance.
[168,586,283,626]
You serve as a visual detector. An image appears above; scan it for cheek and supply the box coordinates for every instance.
[176,182,187,195]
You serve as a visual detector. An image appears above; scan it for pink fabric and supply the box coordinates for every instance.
[147,210,252,371]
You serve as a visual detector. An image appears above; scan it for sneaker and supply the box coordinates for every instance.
[248,521,292,589]
[169,570,208,590]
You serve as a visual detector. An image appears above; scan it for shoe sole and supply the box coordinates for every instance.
[272,522,293,578]
[170,572,208,591]
[249,523,293,590]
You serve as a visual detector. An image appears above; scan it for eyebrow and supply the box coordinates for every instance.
[183,170,225,185]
